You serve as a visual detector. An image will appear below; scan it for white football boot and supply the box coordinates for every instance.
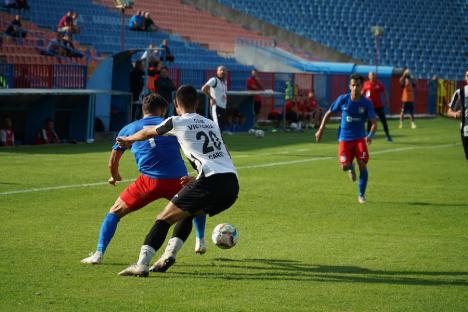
[118,263,149,277]
[195,237,207,254]
[149,257,176,273]
[358,195,366,204]
[80,251,103,264]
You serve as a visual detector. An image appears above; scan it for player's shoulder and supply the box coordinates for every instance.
[360,96,373,106]
[339,93,351,102]
[205,76,217,85]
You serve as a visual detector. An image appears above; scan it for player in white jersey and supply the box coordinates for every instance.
[202,65,228,132]
[447,68,468,159]
[117,85,239,277]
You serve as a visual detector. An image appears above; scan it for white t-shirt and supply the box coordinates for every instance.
[155,113,237,178]
[203,77,227,109]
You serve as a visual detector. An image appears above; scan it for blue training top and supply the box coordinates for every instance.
[329,93,377,142]
[113,116,187,179]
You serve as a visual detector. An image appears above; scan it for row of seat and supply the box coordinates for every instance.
[216,0,467,79]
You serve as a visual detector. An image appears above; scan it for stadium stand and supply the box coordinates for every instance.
[215,0,468,80]
[16,0,257,72]
[94,0,266,54]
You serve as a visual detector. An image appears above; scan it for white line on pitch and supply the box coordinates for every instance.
[0,143,459,196]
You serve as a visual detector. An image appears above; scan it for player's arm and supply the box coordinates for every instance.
[447,108,462,119]
[366,118,377,144]
[202,83,216,105]
[315,109,333,143]
[447,90,462,119]
[108,149,124,185]
[116,126,158,148]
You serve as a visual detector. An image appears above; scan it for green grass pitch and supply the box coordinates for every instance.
[0,117,467,311]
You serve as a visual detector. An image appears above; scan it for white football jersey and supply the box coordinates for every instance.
[155,113,237,178]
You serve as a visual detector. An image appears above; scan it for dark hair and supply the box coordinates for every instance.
[350,73,364,84]
[142,93,168,115]
[176,85,197,109]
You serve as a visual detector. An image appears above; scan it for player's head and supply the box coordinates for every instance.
[251,69,257,76]
[45,118,55,130]
[175,85,198,113]
[142,93,168,117]
[2,116,12,128]
[217,65,227,79]
[368,71,376,82]
[160,66,169,77]
[349,73,364,99]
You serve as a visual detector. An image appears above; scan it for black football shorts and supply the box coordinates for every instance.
[171,173,239,217]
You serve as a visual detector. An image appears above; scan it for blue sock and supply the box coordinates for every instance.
[96,212,120,253]
[193,215,206,239]
[358,168,368,197]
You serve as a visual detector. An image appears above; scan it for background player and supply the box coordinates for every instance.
[315,73,377,203]
[202,65,228,132]
[116,85,239,277]
[447,68,468,160]
[399,69,417,129]
[80,93,204,265]
[362,71,393,142]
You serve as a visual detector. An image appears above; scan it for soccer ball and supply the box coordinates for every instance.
[211,223,239,249]
[255,129,265,138]
[248,128,256,135]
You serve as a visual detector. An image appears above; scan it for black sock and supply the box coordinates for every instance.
[171,216,194,242]
[143,220,171,251]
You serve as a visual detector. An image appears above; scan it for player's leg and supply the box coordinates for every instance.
[193,214,207,254]
[211,105,219,127]
[81,175,159,264]
[119,202,191,277]
[80,197,128,264]
[409,102,417,128]
[377,108,392,141]
[399,103,405,128]
[150,215,198,272]
[356,139,370,203]
[461,130,468,160]
[338,141,356,182]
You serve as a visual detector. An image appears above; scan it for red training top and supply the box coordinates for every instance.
[362,80,385,108]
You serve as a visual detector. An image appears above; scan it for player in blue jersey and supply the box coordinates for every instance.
[81,93,206,265]
[315,73,377,203]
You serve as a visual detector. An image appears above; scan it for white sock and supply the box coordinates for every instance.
[137,245,156,266]
[162,238,184,259]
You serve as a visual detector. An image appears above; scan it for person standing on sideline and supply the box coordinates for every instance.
[0,116,15,146]
[154,66,176,109]
[81,93,205,265]
[246,69,264,124]
[202,65,228,132]
[399,69,417,129]
[447,69,468,160]
[315,74,377,204]
[362,71,393,142]
[116,85,239,277]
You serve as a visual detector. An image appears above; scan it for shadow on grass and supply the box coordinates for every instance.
[166,258,468,286]
[407,202,468,207]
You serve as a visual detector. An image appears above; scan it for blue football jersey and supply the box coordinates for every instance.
[113,116,187,179]
[329,93,377,142]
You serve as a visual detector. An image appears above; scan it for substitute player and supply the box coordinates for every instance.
[202,65,228,132]
[315,74,377,204]
[447,68,468,160]
[80,93,205,265]
[117,85,239,277]
[362,71,393,142]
